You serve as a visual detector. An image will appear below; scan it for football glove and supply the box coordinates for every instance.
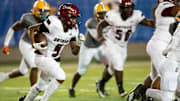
[1,46,10,55]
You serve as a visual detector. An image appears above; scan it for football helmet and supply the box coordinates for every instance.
[119,0,134,8]
[94,2,110,21]
[58,3,80,28]
[32,0,50,20]
[119,0,134,20]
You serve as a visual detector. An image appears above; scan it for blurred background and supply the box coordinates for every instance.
[0,0,157,62]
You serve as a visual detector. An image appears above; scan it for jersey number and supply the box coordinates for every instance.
[52,44,62,57]
[115,29,132,41]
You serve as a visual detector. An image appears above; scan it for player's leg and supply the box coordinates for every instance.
[23,71,50,101]
[112,46,127,97]
[147,58,178,101]
[0,58,28,83]
[69,44,95,97]
[96,65,113,97]
[19,40,38,86]
[36,56,66,101]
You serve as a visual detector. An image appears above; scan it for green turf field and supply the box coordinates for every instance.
[0,60,150,101]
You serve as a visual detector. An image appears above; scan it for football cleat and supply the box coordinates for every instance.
[96,80,110,98]
[69,88,76,97]
[119,90,128,97]
[0,72,8,83]
[127,84,143,101]
[19,96,26,101]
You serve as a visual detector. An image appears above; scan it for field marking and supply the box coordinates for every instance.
[0,86,123,93]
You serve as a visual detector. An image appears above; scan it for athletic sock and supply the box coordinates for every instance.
[117,81,124,93]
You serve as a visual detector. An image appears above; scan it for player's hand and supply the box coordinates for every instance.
[1,46,10,55]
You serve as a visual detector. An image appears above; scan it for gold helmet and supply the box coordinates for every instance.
[32,0,50,20]
[176,11,180,22]
[94,2,110,21]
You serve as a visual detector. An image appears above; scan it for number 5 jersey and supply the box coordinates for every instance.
[40,15,79,61]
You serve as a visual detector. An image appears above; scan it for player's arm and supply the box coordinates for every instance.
[2,21,25,55]
[28,23,41,47]
[97,20,109,43]
[70,37,80,55]
[139,18,155,28]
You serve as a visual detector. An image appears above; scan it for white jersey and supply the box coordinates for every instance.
[167,23,180,61]
[43,16,79,60]
[104,9,145,47]
[151,1,175,42]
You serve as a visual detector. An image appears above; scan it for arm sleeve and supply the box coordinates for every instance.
[136,10,145,24]
[4,28,14,46]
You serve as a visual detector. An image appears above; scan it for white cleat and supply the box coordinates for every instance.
[0,72,9,83]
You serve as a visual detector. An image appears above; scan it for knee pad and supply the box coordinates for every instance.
[77,64,88,75]
[161,72,178,92]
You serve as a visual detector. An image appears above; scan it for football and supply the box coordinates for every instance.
[34,32,48,48]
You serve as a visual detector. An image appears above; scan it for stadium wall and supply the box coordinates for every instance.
[0,42,149,62]
[0,0,157,47]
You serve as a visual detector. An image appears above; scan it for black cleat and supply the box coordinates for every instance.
[19,96,26,101]
[69,88,76,97]
[96,80,109,98]
[127,84,143,101]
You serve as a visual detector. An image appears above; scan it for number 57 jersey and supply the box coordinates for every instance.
[43,16,79,61]
[104,9,145,47]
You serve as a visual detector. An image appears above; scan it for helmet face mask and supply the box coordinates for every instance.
[94,2,110,22]
[58,3,80,28]
[32,0,50,20]
[37,9,50,20]
[96,11,107,22]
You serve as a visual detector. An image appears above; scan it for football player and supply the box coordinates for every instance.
[0,0,50,86]
[96,0,155,98]
[19,3,80,101]
[68,2,110,97]
[127,0,180,101]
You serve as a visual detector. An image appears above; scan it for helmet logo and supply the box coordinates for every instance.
[62,5,75,12]
[125,2,132,6]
